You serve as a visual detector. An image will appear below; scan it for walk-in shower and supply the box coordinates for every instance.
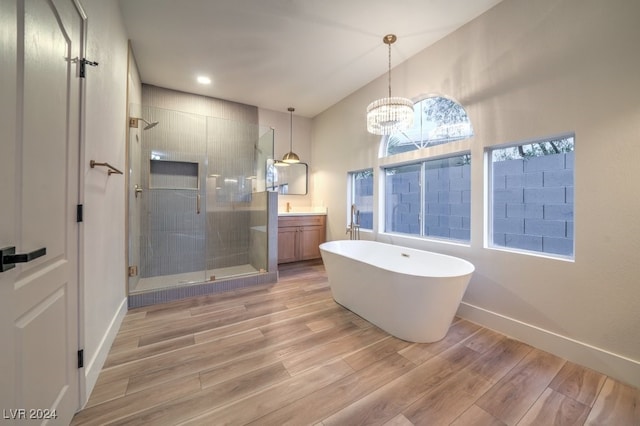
[127,104,277,306]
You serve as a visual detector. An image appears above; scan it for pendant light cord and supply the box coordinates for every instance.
[388,40,392,98]
[289,107,294,151]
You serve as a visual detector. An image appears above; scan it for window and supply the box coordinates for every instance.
[384,154,471,242]
[348,169,373,230]
[424,155,471,240]
[383,96,473,157]
[385,164,421,234]
[489,136,574,258]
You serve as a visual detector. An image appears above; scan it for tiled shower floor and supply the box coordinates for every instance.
[131,264,259,293]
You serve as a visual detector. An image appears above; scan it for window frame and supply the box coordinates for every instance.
[377,94,475,246]
[485,133,575,261]
[381,152,472,244]
[347,168,374,232]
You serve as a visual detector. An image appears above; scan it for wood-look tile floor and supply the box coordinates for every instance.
[72,261,640,425]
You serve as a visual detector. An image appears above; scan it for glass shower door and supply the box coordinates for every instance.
[128,106,275,296]
[205,117,264,280]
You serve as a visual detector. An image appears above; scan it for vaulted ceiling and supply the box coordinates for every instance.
[120,0,503,118]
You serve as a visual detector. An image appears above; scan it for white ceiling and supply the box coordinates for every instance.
[119,0,503,118]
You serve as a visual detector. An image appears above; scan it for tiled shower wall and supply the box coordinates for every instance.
[138,85,267,278]
[206,117,259,271]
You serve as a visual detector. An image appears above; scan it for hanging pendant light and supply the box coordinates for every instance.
[282,107,300,163]
[366,34,414,135]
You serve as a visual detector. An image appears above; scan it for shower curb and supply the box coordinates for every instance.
[127,271,279,309]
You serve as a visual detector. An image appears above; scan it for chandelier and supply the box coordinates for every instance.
[366,34,414,135]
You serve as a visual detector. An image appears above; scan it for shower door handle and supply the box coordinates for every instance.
[196,193,201,214]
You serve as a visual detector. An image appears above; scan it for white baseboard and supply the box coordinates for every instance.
[457,302,640,389]
[82,297,128,406]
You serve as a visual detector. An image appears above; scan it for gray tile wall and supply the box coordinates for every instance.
[138,85,273,278]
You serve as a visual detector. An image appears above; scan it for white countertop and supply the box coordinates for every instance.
[278,211,327,216]
[278,207,327,216]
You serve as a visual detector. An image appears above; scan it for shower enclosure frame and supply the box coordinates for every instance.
[126,104,278,308]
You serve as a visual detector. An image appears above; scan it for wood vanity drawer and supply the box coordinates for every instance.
[278,215,326,228]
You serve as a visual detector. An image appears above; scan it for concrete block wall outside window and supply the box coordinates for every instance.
[491,137,574,257]
[385,165,421,234]
[350,169,374,230]
[384,155,471,242]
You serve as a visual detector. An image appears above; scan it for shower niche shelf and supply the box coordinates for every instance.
[150,159,199,190]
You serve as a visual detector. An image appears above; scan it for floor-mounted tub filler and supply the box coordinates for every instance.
[320,240,474,343]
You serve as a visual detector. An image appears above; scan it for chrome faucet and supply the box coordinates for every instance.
[346,203,361,240]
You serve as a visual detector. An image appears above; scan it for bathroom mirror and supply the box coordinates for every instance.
[267,161,308,195]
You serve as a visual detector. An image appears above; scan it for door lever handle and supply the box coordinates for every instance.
[1,246,47,272]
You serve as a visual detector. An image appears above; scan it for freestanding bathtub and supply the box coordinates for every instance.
[319,240,474,343]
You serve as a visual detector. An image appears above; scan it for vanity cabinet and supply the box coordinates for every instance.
[278,215,326,264]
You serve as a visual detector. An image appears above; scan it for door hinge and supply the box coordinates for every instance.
[79,58,99,78]
[77,204,83,223]
[77,349,84,369]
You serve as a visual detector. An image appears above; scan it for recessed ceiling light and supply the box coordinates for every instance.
[197,75,211,85]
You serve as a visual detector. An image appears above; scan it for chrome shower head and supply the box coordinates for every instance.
[140,118,159,130]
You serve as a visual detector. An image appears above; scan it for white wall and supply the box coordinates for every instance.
[312,0,640,387]
[80,0,129,403]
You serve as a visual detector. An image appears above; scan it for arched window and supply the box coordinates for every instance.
[379,95,474,243]
[383,96,474,157]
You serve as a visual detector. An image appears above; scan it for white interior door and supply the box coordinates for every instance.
[0,0,83,423]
